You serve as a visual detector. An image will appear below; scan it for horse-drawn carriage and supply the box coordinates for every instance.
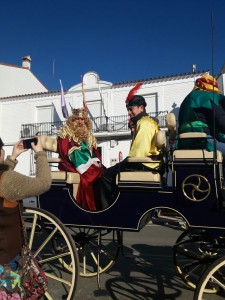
[22,113,225,299]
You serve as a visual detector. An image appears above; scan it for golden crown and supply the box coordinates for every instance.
[72,108,88,118]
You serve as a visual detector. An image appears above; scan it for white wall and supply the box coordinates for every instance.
[0,69,218,176]
[0,64,48,98]
[98,139,131,168]
[217,73,225,94]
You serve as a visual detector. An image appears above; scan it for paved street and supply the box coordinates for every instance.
[73,224,196,300]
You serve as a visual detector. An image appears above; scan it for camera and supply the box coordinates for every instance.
[23,137,38,149]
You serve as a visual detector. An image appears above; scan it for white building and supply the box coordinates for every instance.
[0,56,48,98]
[0,56,225,175]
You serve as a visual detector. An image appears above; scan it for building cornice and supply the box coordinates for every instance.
[0,70,210,101]
[112,70,209,87]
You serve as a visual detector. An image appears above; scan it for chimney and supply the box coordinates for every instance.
[22,55,32,70]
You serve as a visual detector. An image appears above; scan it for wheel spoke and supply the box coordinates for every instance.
[41,251,72,264]
[210,275,225,289]
[176,244,204,260]
[33,227,58,257]
[173,229,221,293]
[28,212,38,248]
[43,291,54,300]
[23,208,78,300]
[72,229,121,277]
[45,272,72,286]
[194,256,225,299]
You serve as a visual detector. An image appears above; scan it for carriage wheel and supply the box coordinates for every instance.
[56,227,121,277]
[173,228,221,293]
[193,255,225,300]
[23,207,79,300]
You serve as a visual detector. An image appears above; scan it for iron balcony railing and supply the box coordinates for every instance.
[21,111,168,138]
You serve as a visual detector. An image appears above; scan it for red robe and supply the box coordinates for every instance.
[57,137,103,211]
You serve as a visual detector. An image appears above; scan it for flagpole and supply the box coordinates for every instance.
[211,10,216,144]
[98,78,108,127]
[52,58,55,91]
[60,79,69,119]
[80,75,99,130]
[81,75,87,110]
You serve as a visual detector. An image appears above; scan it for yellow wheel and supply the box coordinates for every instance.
[23,207,78,300]
[173,228,221,293]
[56,227,121,277]
[194,255,225,300]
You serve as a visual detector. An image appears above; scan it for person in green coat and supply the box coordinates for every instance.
[177,74,225,153]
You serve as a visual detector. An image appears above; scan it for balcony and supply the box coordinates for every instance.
[21,111,168,138]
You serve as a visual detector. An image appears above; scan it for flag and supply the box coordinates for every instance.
[60,79,69,119]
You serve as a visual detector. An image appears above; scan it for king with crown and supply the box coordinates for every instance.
[57,107,103,211]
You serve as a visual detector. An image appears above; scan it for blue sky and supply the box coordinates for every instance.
[1,0,225,90]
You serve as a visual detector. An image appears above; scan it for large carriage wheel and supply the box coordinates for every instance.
[56,227,121,277]
[23,207,78,300]
[173,228,221,293]
[194,255,225,300]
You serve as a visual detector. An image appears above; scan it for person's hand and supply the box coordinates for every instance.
[93,160,101,167]
[11,140,27,160]
[31,136,43,153]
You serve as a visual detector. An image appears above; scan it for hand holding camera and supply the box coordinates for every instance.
[10,137,43,161]
[23,137,43,153]
[22,137,38,149]
[29,136,43,153]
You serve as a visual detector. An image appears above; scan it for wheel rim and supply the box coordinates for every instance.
[173,228,221,293]
[194,256,225,300]
[62,227,121,277]
[23,208,78,300]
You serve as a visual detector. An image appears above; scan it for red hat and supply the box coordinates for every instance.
[125,82,146,108]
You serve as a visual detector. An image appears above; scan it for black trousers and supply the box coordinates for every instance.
[99,158,155,209]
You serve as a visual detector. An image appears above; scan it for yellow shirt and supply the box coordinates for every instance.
[129,116,160,169]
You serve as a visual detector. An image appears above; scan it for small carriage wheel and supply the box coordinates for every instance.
[54,227,121,277]
[182,174,211,202]
[23,207,79,300]
[194,255,225,300]
[173,228,222,293]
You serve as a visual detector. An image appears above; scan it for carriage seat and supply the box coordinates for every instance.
[178,132,207,139]
[117,130,166,189]
[40,135,80,197]
[173,149,223,162]
[173,132,223,163]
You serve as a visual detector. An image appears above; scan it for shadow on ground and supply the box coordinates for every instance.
[92,243,193,300]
